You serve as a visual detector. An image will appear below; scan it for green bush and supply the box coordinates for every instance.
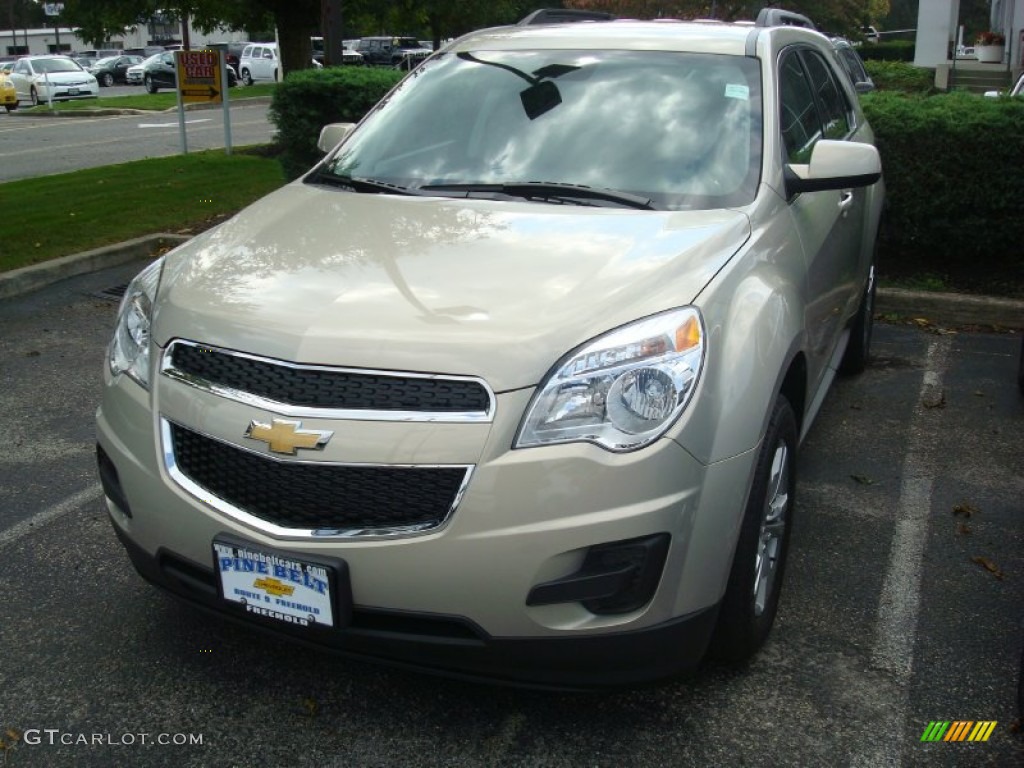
[862,91,1024,293]
[858,40,916,62]
[865,60,936,94]
[269,67,404,179]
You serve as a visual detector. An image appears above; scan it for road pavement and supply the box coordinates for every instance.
[0,97,274,182]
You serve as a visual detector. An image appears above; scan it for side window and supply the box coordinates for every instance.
[802,51,852,139]
[263,49,274,60]
[779,53,820,164]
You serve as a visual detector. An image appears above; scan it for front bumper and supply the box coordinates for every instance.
[97,356,756,686]
[111,522,719,688]
[38,85,98,101]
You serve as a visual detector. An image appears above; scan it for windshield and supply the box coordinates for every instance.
[320,49,762,210]
[33,58,83,74]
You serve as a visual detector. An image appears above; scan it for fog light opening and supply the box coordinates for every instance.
[526,533,670,615]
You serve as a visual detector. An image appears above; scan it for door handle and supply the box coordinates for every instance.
[838,190,854,212]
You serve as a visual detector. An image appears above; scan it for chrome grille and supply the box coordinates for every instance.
[165,421,470,538]
[162,340,493,422]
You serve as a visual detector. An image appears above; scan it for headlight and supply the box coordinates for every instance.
[515,307,705,452]
[109,258,163,388]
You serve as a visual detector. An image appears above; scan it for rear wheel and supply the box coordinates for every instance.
[711,394,797,662]
[241,68,253,86]
[4,104,14,112]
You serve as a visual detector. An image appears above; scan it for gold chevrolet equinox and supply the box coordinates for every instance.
[97,11,884,687]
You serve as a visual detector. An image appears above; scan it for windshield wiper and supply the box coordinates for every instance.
[421,181,656,210]
[309,172,422,196]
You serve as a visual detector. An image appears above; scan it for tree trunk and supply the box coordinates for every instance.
[275,4,316,77]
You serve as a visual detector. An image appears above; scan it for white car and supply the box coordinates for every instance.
[98,14,883,687]
[239,42,279,85]
[8,55,98,105]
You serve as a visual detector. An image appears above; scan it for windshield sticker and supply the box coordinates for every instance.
[725,84,750,100]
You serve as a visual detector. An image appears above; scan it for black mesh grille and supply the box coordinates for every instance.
[169,423,467,532]
[168,343,490,413]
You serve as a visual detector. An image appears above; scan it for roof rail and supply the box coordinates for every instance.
[755,8,817,30]
[517,8,616,26]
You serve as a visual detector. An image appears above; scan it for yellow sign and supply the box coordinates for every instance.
[176,49,223,104]
[252,577,296,597]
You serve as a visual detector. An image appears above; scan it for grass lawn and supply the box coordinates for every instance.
[21,83,277,113]
[0,149,287,273]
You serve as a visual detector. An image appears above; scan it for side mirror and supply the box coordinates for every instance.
[317,123,356,153]
[854,80,875,93]
[785,140,881,196]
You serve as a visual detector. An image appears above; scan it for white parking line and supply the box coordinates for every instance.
[0,484,103,550]
[851,336,951,768]
[138,118,213,128]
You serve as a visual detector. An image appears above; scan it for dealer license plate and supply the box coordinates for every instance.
[213,540,337,629]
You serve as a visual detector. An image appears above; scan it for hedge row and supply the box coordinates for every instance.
[269,66,403,179]
[858,40,916,62]
[269,68,1023,294]
[862,91,1024,291]
[864,60,936,94]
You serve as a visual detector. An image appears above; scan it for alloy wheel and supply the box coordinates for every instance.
[753,440,789,617]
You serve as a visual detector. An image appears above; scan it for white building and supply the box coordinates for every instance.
[915,0,1024,74]
[3,14,247,57]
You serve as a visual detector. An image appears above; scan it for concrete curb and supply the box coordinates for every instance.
[0,234,189,301]
[875,287,1024,330]
[2,235,1022,331]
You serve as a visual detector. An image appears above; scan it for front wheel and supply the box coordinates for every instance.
[30,87,39,106]
[101,72,114,87]
[144,74,157,94]
[710,394,797,663]
[4,104,14,112]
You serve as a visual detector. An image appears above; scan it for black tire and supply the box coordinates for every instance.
[839,262,876,375]
[30,87,39,106]
[4,104,14,112]
[711,394,797,663]
[241,68,253,86]
[101,72,114,87]
[144,74,157,94]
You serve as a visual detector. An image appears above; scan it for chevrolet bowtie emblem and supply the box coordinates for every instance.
[244,418,333,455]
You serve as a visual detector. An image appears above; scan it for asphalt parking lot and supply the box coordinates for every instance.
[0,258,1021,767]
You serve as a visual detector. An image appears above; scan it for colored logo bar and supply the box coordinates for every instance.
[920,721,997,742]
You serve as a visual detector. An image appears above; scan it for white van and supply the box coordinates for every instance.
[239,42,279,85]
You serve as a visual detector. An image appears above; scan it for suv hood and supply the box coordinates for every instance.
[154,184,749,391]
